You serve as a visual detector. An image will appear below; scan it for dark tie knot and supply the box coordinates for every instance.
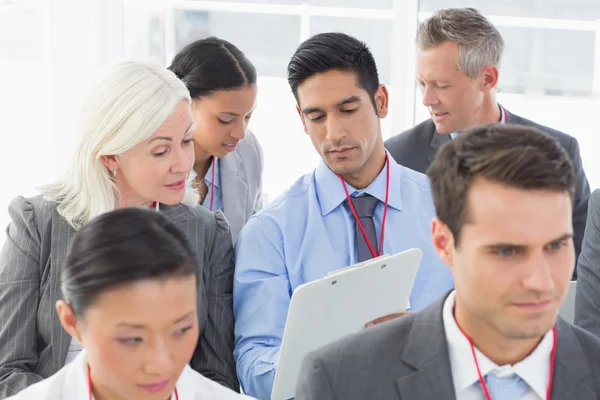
[348,194,380,218]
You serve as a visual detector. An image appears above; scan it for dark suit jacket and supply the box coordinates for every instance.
[385,110,591,276]
[575,189,600,336]
[295,295,600,400]
[0,196,238,398]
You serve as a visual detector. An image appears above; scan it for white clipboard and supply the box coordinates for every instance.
[270,248,422,400]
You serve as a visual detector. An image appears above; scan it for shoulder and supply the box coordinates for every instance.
[180,365,254,399]
[5,363,71,399]
[385,119,435,150]
[397,163,432,190]
[509,113,575,148]
[6,194,62,243]
[236,172,314,242]
[309,313,417,369]
[162,202,231,239]
[235,129,263,166]
[591,189,600,206]
[253,171,313,219]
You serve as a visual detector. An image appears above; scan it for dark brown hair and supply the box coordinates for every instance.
[427,124,575,246]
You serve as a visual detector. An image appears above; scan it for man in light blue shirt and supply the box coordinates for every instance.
[233,32,454,399]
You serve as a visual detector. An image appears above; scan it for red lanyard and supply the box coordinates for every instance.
[337,153,391,259]
[209,157,215,212]
[87,367,179,400]
[459,325,557,400]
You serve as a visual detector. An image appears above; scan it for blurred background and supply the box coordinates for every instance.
[2,0,600,240]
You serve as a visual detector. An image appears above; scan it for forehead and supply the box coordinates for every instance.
[462,178,572,246]
[198,85,257,111]
[416,42,463,80]
[152,100,192,138]
[84,277,197,327]
[296,69,366,107]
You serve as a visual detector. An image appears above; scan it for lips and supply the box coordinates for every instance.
[139,379,170,393]
[223,142,239,152]
[165,180,185,191]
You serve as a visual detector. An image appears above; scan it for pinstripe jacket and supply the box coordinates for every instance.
[0,195,238,399]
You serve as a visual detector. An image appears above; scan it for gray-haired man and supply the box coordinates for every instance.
[384,7,590,271]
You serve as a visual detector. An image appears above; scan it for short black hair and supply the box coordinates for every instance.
[169,36,257,99]
[427,124,575,246]
[61,208,198,316]
[287,32,380,110]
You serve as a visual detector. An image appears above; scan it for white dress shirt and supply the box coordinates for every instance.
[6,349,254,400]
[443,291,554,400]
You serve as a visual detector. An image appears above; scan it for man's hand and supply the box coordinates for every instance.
[365,312,412,328]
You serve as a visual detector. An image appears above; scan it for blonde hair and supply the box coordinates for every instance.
[41,59,197,230]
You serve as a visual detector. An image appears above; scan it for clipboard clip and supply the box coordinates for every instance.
[325,254,391,278]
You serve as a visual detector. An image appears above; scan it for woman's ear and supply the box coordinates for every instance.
[100,155,119,176]
[56,300,84,343]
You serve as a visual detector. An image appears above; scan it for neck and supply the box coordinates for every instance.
[473,96,502,128]
[114,182,153,209]
[193,142,213,178]
[340,142,386,190]
[453,294,544,366]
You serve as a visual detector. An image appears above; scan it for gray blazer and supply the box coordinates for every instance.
[384,109,591,274]
[0,196,238,398]
[296,295,600,400]
[220,130,264,241]
[575,189,600,336]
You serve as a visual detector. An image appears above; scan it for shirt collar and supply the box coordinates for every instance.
[443,291,553,399]
[315,151,403,216]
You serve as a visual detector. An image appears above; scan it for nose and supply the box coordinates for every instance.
[171,144,194,175]
[324,114,346,142]
[142,341,175,376]
[230,121,246,141]
[421,85,440,108]
[521,251,555,295]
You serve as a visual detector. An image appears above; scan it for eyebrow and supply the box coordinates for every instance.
[149,123,193,143]
[115,310,195,329]
[301,95,361,115]
[483,233,573,251]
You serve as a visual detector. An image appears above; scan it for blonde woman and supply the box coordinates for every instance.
[0,60,238,398]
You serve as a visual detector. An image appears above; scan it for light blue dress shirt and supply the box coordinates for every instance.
[187,158,223,212]
[233,154,454,399]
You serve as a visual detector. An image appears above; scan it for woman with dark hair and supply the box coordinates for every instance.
[169,37,264,240]
[6,208,252,400]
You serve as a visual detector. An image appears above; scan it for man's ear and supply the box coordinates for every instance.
[374,84,389,118]
[431,218,456,268]
[481,65,499,91]
[296,104,309,135]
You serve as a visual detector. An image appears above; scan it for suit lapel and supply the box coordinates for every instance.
[550,319,596,400]
[427,123,451,164]
[220,151,249,239]
[395,297,456,400]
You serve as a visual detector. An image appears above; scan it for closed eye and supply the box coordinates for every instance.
[174,325,193,336]
[117,337,143,345]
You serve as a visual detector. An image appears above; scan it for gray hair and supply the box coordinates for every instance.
[416,8,504,78]
[41,59,197,230]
